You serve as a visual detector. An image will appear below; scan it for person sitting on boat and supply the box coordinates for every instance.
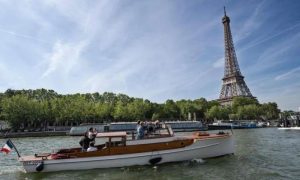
[154,120,161,129]
[146,121,156,135]
[137,121,145,139]
[87,142,97,152]
[88,127,95,139]
[79,132,90,152]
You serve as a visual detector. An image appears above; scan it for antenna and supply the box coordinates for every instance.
[224,6,226,16]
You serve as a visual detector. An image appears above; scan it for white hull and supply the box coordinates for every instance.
[21,135,234,173]
[278,127,300,130]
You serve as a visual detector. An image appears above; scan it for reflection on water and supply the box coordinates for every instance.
[1,128,300,180]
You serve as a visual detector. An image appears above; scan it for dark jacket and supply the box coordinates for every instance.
[79,136,90,150]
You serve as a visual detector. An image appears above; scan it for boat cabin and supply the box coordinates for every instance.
[25,124,185,162]
[96,131,127,148]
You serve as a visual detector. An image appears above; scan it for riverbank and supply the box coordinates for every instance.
[0,131,67,139]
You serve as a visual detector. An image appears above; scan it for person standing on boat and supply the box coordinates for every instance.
[136,121,141,132]
[137,121,145,139]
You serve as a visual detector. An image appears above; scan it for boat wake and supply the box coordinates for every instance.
[0,167,23,175]
[191,158,206,164]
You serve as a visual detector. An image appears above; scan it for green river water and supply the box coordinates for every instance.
[0,128,299,180]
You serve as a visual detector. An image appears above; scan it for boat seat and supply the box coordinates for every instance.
[105,142,111,147]
[105,141,125,147]
[34,153,51,158]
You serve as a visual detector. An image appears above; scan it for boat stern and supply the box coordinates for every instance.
[191,132,235,158]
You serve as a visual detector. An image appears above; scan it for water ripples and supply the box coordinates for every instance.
[0,128,299,179]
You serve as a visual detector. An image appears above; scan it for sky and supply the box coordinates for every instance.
[0,0,299,111]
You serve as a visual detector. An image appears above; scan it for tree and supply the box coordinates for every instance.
[164,100,180,120]
[260,102,280,120]
[232,97,258,113]
[127,99,151,120]
[205,105,230,121]
[0,88,282,130]
[176,100,195,120]
[113,101,129,121]
[193,98,208,119]
[2,95,34,130]
[236,104,262,120]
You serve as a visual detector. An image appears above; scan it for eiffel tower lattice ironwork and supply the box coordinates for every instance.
[218,7,254,105]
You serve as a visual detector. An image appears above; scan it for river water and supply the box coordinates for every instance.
[0,128,299,180]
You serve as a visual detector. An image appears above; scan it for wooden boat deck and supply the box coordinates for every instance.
[192,132,231,139]
[20,155,48,161]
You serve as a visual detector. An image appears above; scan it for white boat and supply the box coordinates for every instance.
[69,121,206,136]
[208,120,258,130]
[278,113,300,130]
[18,125,234,173]
[278,127,300,130]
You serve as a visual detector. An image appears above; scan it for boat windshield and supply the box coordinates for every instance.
[96,132,127,138]
[167,125,174,136]
[96,132,127,148]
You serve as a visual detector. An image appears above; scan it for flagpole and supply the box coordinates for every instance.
[8,139,21,158]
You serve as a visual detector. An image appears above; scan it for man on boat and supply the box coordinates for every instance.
[137,121,145,139]
[88,127,97,144]
[154,120,161,129]
[136,120,141,132]
[79,132,90,152]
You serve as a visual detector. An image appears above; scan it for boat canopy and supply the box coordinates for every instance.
[96,132,127,138]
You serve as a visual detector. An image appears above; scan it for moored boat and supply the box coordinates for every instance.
[208,120,259,130]
[278,113,300,130]
[69,121,206,136]
[18,124,234,173]
[278,127,300,130]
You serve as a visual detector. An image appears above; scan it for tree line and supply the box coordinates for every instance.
[0,89,280,131]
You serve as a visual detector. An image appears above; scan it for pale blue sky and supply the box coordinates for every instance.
[0,0,299,111]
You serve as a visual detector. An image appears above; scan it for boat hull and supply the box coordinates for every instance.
[20,135,234,173]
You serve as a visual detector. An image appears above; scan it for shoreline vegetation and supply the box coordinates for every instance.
[0,89,280,134]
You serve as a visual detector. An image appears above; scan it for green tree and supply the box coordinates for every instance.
[193,98,208,119]
[232,97,258,113]
[205,105,230,120]
[237,104,262,120]
[164,100,180,120]
[0,88,282,130]
[113,101,129,121]
[127,99,151,120]
[261,102,280,120]
[176,100,195,120]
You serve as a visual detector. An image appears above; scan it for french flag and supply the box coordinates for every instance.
[0,140,14,154]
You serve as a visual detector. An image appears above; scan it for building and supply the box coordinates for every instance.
[218,7,255,106]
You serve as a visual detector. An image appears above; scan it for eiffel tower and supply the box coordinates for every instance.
[218,7,254,105]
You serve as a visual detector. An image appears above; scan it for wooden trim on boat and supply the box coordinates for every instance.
[192,133,231,140]
[20,139,194,162]
[67,139,194,158]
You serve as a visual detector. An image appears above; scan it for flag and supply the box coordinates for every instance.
[0,140,14,154]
